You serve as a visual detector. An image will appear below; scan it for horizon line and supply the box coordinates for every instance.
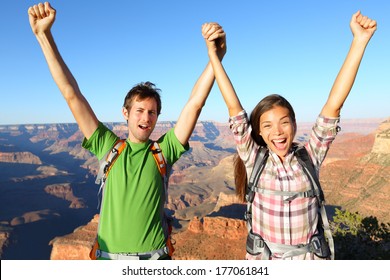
[0,116,389,127]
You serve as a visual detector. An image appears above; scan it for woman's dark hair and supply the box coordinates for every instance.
[123,81,162,115]
[234,94,296,202]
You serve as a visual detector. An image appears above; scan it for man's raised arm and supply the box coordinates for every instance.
[174,23,226,145]
[28,2,99,139]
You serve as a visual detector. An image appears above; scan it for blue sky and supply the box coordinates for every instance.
[1,0,389,125]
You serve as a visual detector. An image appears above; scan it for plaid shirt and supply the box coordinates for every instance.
[229,110,339,260]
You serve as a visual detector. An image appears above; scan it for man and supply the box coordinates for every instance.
[28,2,226,260]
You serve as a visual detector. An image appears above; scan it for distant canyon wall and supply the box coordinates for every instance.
[371,119,390,155]
[0,152,42,164]
[321,118,390,223]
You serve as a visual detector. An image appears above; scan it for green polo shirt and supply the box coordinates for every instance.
[82,122,189,255]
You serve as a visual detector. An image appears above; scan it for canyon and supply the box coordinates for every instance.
[0,117,389,259]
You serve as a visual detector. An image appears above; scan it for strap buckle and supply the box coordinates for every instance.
[244,211,251,221]
[246,230,266,256]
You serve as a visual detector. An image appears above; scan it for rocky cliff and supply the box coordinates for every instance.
[49,214,98,260]
[321,118,390,223]
[367,118,390,164]
[173,216,247,260]
[49,193,247,260]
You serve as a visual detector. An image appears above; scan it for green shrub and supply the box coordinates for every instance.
[330,208,390,259]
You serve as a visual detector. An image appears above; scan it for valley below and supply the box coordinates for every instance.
[0,117,389,260]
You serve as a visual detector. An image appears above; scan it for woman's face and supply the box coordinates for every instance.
[259,105,296,161]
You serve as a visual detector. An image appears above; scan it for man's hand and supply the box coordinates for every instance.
[28,2,56,35]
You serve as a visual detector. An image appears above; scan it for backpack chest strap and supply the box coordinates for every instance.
[251,187,320,202]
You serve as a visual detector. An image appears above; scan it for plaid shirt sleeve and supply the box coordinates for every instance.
[305,115,340,170]
[229,110,258,172]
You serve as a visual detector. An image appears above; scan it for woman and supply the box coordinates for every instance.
[202,11,376,260]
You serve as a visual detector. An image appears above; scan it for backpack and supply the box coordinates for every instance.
[89,139,175,260]
[245,145,335,260]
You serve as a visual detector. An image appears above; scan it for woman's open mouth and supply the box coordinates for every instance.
[272,138,287,151]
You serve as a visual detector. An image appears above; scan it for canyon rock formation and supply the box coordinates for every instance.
[0,151,42,164]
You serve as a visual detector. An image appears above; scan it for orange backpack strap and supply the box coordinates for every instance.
[95,139,127,185]
[89,238,99,260]
[95,139,127,209]
[150,141,167,177]
[150,141,169,199]
[91,139,126,259]
[150,141,175,257]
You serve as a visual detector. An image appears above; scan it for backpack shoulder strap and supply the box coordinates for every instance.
[95,139,127,185]
[244,146,269,231]
[294,145,334,259]
[95,139,126,209]
[294,146,324,202]
[150,141,167,178]
[246,146,269,203]
[150,141,169,201]
[93,138,127,252]
[150,141,175,256]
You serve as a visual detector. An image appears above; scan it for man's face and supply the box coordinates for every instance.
[122,97,158,143]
